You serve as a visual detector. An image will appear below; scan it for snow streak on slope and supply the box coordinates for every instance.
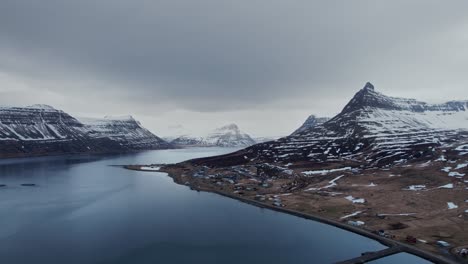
[0,105,87,141]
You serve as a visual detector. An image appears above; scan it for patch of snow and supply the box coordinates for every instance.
[417,161,432,167]
[302,167,352,176]
[438,183,454,189]
[306,175,345,191]
[377,213,416,216]
[441,167,452,173]
[455,163,468,170]
[447,202,458,209]
[456,144,468,151]
[345,195,365,204]
[340,211,363,219]
[448,172,465,178]
[404,185,426,191]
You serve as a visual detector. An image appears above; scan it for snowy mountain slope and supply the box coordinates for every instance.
[191,83,468,167]
[79,116,171,150]
[171,124,256,147]
[0,105,171,158]
[292,115,330,135]
[0,105,88,141]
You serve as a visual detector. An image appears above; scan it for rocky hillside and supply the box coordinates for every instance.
[0,105,171,158]
[171,124,256,147]
[190,82,468,168]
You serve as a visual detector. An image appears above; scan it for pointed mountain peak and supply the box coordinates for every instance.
[363,82,375,91]
[338,82,443,114]
[340,83,381,113]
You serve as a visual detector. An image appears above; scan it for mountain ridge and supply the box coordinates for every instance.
[0,105,172,158]
[188,82,468,167]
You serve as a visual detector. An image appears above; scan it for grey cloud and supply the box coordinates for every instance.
[0,1,467,134]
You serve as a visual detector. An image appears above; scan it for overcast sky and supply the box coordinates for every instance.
[1,1,467,137]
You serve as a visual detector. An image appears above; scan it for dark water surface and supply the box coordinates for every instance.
[0,148,426,263]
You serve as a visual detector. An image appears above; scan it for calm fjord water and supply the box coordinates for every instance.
[0,148,423,264]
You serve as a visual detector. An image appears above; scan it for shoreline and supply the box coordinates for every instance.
[125,165,460,264]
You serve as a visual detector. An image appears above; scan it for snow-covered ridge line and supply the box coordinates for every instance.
[0,104,63,112]
[0,104,172,157]
[339,82,468,114]
[79,115,136,124]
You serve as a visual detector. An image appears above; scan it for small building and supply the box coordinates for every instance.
[348,221,365,227]
[254,195,266,201]
[436,241,450,247]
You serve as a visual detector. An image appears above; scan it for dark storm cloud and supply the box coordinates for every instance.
[0,0,467,114]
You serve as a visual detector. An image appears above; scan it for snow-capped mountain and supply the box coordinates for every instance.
[0,104,87,142]
[171,124,256,147]
[0,105,171,158]
[190,83,468,167]
[79,116,171,150]
[291,115,330,135]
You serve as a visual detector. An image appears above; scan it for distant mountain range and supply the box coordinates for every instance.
[0,105,171,158]
[169,124,256,148]
[189,82,468,168]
